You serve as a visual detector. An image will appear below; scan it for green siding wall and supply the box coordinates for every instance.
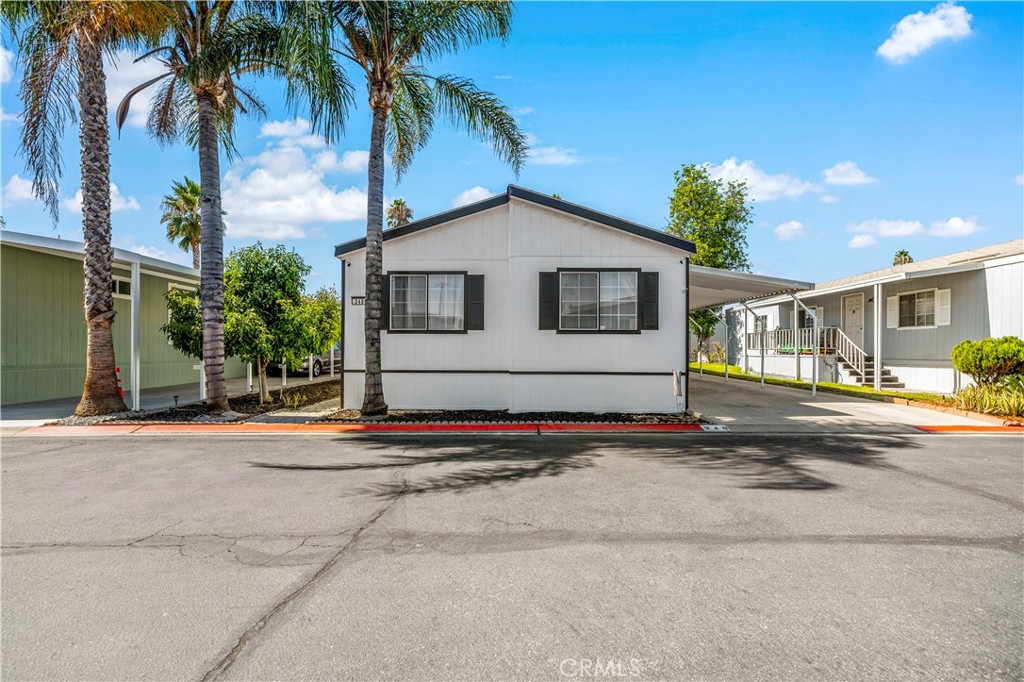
[1,245,244,405]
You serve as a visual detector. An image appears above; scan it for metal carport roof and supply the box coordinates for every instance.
[689,265,813,310]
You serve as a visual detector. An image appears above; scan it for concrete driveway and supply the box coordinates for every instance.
[2,432,1021,681]
[690,373,993,432]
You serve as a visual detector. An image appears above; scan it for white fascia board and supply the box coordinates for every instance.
[749,273,907,306]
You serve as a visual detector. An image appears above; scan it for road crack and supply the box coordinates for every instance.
[198,458,413,681]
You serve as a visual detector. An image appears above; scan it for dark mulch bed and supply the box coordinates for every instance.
[324,409,698,424]
[107,379,340,423]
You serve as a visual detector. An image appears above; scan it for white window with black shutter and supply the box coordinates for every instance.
[538,270,659,333]
[383,272,485,333]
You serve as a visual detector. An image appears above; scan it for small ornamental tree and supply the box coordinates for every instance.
[951,337,1024,385]
[163,244,340,404]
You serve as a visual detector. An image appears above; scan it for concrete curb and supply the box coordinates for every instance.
[15,422,709,436]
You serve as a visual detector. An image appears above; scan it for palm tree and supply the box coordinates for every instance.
[3,1,167,416]
[161,177,202,268]
[893,249,913,266]
[332,1,527,416]
[386,197,413,229]
[116,1,351,412]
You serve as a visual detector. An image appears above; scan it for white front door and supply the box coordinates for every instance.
[842,294,864,348]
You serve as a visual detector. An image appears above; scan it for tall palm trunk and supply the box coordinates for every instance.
[196,92,229,412]
[361,92,390,416]
[191,238,200,269]
[74,37,127,417]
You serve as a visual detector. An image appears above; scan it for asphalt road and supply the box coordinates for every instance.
[2,433,1022,681]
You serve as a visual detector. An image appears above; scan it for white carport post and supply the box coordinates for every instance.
[793,298,800,381]
[740,302,764,388]
[792,295,818,398]
[130,261,141,411]
[873,282,883,392]
[723,308,729,381]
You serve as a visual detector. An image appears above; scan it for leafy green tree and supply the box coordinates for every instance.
[161,177,202,268]
[331,0,527,416]
[3,1,168,416]
[117,1,350,413]
[163,244,341,404]
[386,198,413,229]
[893,249,913,266]
[666,163,753,359]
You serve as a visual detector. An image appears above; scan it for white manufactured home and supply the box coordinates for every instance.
[335,186,809,413]
[735,240,1024,394]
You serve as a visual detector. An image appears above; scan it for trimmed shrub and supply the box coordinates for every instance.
[950,336,1024,385]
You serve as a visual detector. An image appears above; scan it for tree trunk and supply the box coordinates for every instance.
[191,238,200,269]
[196,93,229,413]
[361,98,390,416]
[73,37,127,417]
[258,357,270,404]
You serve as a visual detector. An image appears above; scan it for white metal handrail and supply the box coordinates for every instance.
[744,326,866,377]
[826,326,866,377]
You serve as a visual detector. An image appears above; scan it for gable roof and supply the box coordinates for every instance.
[334,185,696,257]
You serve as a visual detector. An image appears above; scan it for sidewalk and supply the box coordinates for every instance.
[0,373,338,429]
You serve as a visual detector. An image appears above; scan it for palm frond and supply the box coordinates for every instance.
[388,69,434,178]
[431,73,526,175]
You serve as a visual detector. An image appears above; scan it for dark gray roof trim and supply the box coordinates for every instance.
[334,185,696,257]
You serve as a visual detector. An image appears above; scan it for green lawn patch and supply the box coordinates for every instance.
[689,362,951,405]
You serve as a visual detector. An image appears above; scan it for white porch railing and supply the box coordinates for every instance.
[745,327,867,377]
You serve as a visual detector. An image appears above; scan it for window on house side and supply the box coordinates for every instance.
[898,290,935,328]
[559,271,637,331]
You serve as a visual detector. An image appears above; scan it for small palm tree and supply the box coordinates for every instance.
[893,249,913,266]
[117,1,351,412]
[161,177,202,269]
[386,198,413,229]
[332,0,528,415]
[3,0,167,416]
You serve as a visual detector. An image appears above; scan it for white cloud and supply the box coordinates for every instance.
[849,218,924,237]
[493,74,518,81]
[823,161,879,186]
[0,46,14,84]
[1014,174,1023,186]
[774,220,805,241]
[0,105,18,123]
[2,174,36,204]
[848,234,877,249]
[819,194,840,204]
[525,132,584,166]
[129,244,173,261]
[221,137,367,240]
[103,49,171,128]
[314,149,370,174]
[514,106,534,116]
[63,183,140,214]
[451,186,495,208]
[259,117,325,148]
[706,158,819,202]
[877,2,973,64]
[929,215,982,237]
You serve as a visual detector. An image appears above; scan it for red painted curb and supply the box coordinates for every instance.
[915,425,1024,433]
[539,423,704,432]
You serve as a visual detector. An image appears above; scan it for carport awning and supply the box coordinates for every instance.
[690,265,813,310]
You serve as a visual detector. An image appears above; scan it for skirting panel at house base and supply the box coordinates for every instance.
[343,372,683,413]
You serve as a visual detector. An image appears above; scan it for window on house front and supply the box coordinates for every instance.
[559,271,638,331]
[390,273,465,331]
[753,314,768,334]
[111,278,131,299]
[899,290,935,328]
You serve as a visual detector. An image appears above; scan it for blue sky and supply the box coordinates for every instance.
[2,1,1022,289]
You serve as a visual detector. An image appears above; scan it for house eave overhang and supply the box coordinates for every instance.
[334,185,697,257]
[0,229,199,280]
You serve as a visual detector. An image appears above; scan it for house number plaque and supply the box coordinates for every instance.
[351,296,365,305]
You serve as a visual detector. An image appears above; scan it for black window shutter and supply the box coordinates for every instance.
[466,275,485,330]
[380,273,390,331]
[538,272,558,330]
[639,271,659,330]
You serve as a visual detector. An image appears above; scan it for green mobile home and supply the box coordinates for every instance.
[0,230,245,407]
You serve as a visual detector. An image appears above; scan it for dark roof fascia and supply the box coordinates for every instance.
[334,194,509,257]
[334,185,696,257]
